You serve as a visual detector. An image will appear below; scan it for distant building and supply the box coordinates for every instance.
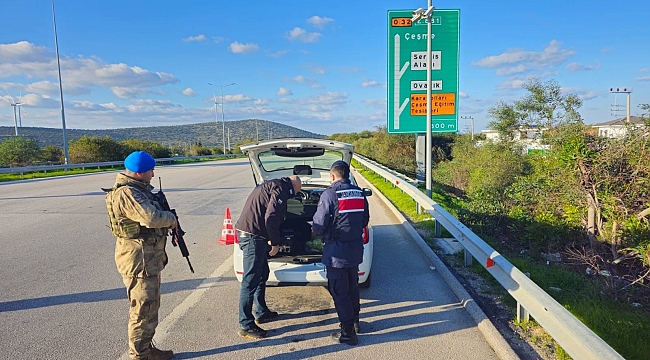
[591,116,646,138]
[479,126,550,154]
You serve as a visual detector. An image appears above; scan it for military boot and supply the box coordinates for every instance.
[142,342,173,360]
[331,323,358,346]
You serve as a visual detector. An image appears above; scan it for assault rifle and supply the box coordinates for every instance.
[155,177,195,273]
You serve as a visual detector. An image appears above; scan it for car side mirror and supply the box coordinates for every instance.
[363,188,372,197]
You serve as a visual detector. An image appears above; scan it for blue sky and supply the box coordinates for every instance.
[0,0,648,136]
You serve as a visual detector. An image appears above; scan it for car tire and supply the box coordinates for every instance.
[359,272,371,288]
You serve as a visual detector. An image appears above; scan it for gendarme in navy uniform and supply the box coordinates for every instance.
[312,160,370,345]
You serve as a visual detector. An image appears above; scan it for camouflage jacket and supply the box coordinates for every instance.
[105,173,176,277]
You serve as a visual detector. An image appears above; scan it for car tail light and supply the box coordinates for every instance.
[362,227,369,244]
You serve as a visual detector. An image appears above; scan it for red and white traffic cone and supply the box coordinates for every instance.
[218,207,237,245]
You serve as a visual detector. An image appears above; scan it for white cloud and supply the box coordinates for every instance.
[285,27,321,43]
[284,75,318,85]
[301,92,348,111]
[498,78,527,90]
[601,47,614,54]
[111,87,148,99]
[307,16,334,29]
[566,62,601,72]
[361,79,386,88]
[311,84,325,89]
[579,91,598,100]
[182,34,206,42]
[229,41,260,54]
[182,88,196,96]
[277,87,293,96]
[495,65,527,76]
[254,98,269,105]
[563,87,599,100]
[110,87,165,99]
[637,76,650,82]
[131,99,177,107]
[224,94,253,102]
[640,68,649,73]
[278,97,294,103]
[459,91,469,99]
[212,36,226,44]
[472,40,575,75]
[268,50,288,58]
[0,41,51,63]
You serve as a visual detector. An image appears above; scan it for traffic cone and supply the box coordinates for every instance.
[218,207,237,245]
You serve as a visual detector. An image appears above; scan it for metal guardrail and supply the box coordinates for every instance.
[353,154,624,360]
[0,154,239,176]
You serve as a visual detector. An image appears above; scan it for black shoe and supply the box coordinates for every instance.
[354,321,361,334]
[255,311,279,325]
[331,325,358,346]
[238,325,268,339]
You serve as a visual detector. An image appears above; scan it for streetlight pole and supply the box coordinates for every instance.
[211,92,220,151]
[209,82,235,154]
[52,0,69,165]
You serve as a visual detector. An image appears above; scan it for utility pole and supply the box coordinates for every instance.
[609,87,632,123]
[461,116,474,141]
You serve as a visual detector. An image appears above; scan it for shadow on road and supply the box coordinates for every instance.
[0,277,230,312]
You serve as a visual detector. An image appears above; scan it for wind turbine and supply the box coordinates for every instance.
[8,92,21,136]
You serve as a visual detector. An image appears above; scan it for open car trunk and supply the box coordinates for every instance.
[269,187,326,264]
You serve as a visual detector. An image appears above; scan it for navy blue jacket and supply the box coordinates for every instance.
[235,177,295,246]
[312,179,370,268]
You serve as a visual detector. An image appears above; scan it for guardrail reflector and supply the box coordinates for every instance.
[486,257,494,268]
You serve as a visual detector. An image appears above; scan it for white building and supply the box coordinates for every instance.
[591,116,646,138]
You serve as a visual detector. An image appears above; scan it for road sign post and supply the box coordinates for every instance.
[387,9,460,134]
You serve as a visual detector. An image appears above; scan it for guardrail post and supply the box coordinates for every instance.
[416,202,421,215]
[517,272,531,322]
[435,219,441,237]
[464,248,473,267]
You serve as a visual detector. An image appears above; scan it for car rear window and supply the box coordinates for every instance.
[258,150,344,172]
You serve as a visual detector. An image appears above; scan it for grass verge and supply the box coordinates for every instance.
[0,155,243,183]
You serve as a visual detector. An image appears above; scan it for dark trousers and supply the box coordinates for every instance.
[327,266,360,326]
[238,233,271,329]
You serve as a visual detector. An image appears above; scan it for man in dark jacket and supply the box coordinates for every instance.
[235,175,302,339]
[312,160,370,345]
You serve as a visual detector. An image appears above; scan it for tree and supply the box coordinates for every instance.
[488,78,583,137]
[120,139,171,158]
[68,135,127,163]
[41,145,64,164]
[0,136,42,167]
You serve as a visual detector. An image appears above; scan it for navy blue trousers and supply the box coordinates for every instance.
[326,266,360,325]
[238,233,271,329]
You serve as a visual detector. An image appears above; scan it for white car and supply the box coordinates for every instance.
[233,138,373,287]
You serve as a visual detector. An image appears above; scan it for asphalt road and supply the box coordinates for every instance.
[0,159,500,360]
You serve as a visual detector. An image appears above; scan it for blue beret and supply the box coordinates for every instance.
[331,160,349,170]
[124,151,156,173]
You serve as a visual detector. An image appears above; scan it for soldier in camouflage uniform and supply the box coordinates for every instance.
[105,151,177,360]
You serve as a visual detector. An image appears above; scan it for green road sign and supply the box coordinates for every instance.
[387,9,460,133]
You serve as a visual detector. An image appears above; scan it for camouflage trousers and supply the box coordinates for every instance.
[122,274,161,359]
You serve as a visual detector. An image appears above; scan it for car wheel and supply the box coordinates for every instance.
[359,272,371,288]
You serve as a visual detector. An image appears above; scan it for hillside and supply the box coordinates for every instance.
[0,119,324,147]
